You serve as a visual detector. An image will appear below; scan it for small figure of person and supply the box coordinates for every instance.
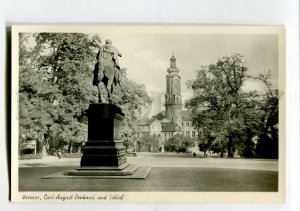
[80,141,85,156]
[193,152,196,158]
[57,149,62,159]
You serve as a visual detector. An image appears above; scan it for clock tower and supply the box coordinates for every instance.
[165,53,183,127]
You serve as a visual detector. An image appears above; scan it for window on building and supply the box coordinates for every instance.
[186,122,190,127]
[186,131,190,136]
[182,122,184,127]
[192,131,195,137]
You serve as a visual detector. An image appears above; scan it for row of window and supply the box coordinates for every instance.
[138,131,197,138]
[186,131,196,137]
[182,122,190,127]
[162,131,196,138]
[142,122,192,130]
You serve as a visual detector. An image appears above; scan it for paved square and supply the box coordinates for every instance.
[19,154,278,192]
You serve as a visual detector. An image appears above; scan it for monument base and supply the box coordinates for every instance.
[80,103,127,167]
[42,103,151,180]
[42,165,151,179]
[65,163,138,176]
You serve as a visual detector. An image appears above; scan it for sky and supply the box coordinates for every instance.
[97,32,279,102]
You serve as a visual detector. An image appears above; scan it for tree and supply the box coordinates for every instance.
[164,134,195,153]
[186,54,248,157]
[113,78,152,138]
[186,54,278,158]
[255,72,279,158]
[135,134,160,152]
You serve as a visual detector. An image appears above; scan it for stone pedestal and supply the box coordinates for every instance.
[61,103,151,179]
[80,103,127,167]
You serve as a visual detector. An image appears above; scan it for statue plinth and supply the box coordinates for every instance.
[62,103,151,178]
[80,103,127,166]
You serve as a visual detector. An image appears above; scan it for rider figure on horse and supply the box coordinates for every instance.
[99,39,122,70]
[93,39,123,103]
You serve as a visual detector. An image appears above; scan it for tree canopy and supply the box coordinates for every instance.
[164,134,195,153]
[186,54,278,158]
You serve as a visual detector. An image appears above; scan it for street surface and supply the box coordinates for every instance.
[19,153,278,192]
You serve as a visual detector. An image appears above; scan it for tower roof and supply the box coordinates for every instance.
[170,51,176,60]
[168,52,179,73]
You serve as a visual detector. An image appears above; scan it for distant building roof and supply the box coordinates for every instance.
[153,111,165,120]
[153,110,193,121]
[139,118,156,126]
[161,121,182,132]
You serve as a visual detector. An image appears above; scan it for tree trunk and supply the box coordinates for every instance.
[227,136,233,158]
[68,142,73,153]
[42,145,48,156]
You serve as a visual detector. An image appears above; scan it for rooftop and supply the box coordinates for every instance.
[139,118,156,126]
[161,121,182,132]
[152,110,193,121]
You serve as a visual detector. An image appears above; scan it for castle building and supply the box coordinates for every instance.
[138,54,198,148]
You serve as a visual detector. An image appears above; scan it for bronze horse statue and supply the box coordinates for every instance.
[92,42,125,103]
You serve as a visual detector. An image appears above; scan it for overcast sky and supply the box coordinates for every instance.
[97,32,278,101]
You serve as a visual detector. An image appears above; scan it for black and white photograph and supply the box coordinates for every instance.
[11,26,285,203]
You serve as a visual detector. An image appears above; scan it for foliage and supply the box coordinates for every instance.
[254,72,279,158]
[19,33,150,155]
[114,78,152,138]
[186,54,278,158]
[135,134,161,152]
[60,152,82,158]
[164,134,195,153]
[19,153,43,160]
[123,133,135,151]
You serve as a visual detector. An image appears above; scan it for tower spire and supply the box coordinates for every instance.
[169,52,177,70]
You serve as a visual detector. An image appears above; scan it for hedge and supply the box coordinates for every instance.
[61,152,82,158]
[19,153,43,160]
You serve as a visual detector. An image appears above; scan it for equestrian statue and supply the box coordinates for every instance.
[93,39,125,103]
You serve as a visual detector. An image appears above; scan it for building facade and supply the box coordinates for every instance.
[138,54,198,149]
